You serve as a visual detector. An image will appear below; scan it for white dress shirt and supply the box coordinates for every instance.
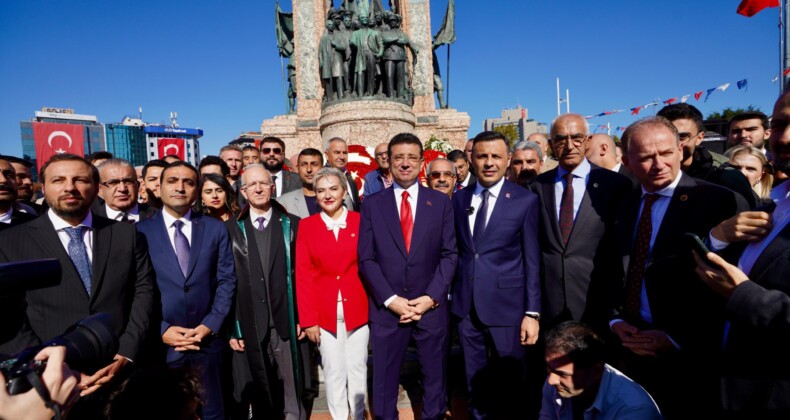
[0,207,12,224]
[48,209,94,263]
[320,206,348,240]
[249,206,274,230]
[161,209,193,250]
[468,176,505,234]
[105,203,140,223]
[553,158,591,222]
[270,169,283,198]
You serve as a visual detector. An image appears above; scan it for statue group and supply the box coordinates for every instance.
[319,5,418,103]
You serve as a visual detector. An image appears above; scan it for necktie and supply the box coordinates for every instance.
[559,173,575,245]
[473,189,490,248]
[272,175,278,197]
[400,191,413,253]
[119,212,130,223]
[456,183,463,191]
[64,226,92,295]
[623,193,661,322]
[256,216,266,232]
[172,220,190,277]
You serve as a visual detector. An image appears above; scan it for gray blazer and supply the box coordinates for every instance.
[275,189,311,219]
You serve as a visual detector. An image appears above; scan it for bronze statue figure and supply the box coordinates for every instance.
[380,13,417,99]
[349,15,383,97]
[319,20,349,101]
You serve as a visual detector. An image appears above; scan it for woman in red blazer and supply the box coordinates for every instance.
[296,167,369,420]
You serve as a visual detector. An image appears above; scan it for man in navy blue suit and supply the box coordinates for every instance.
[136,161,236,420]
[451,130,541,419]
[359,133,457,420]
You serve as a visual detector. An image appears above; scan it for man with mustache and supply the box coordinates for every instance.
[0,153,155,417]
[325,137,360,211]
[276,148,324,218]
[0,155,42,214]
[698,87,790,417]
[0,158,36,231]
[260,136,301,198]
[426,157,457,198]
[93,158,156,223]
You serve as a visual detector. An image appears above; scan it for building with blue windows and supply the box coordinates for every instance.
[105,117,147,167]
[143,125,202,166]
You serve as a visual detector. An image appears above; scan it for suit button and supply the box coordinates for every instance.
[403,288,408,292]
[336,276,341,280]
[475,254,479,259]
[184,286,190,293]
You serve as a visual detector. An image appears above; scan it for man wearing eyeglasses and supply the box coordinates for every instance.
[94,158,156,223]
[325,137,360,211]
[657,103,758,209]
[426,157,457,198]
[260,136,302,198]
[363,143,393,198]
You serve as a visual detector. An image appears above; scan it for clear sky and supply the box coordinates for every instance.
[0,0,783,157]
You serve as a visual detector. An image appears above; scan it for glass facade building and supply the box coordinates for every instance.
[105,124,147,167]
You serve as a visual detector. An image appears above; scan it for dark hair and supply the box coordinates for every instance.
[260,136,286,152]
[0,155,32,168]
[447,149,467,163]
[388,133,423,158]
[657,103,704,133]
[299,147,324,164]
[142,159,168,179]
[194,173,240,216]
[39,154,99,184]
[621,116,679,155]
[105,366,203,420]
[472,131,509,148]
[160,161,199,184]
[729,111,769,129]
[87,151,114,164]
[242,145,260,154]
[198,155,230,178]
[545,321,606,369]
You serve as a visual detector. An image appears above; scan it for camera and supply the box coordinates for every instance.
[0,313,119,395]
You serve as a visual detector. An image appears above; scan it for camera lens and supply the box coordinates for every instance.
[47,313,119,373]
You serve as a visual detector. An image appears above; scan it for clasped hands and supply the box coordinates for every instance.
[612,321,676,357]
[163,324,212,352]
[389,296,435,323]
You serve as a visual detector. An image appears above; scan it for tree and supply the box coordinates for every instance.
[707,105,761,120]
[492,125,519,149]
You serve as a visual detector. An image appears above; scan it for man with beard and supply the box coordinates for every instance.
[698,88,790,417]
[276,148,324,218]
[426,157,457,198]
[0,158,35,231]
[0,154,155,417]
[0,155,42,214]
[260,136,301,198]
[363,143,393,197]
[727,111,771,153]
[508,141,543,185]
[94,158,156,223]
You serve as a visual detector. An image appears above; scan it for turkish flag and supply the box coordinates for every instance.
[33,122,85,173]
[737,0,779,17]
[158,138,186,160]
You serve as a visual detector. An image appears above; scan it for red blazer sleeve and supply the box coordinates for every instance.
[296,216,319,328]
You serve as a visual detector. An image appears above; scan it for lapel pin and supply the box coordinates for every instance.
[426,201,432,206]
[593,183,599,188]
[679,194,688,202]
[505,193,511,198]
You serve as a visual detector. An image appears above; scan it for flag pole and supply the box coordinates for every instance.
[782,0,789,92]
[556,78,561,116]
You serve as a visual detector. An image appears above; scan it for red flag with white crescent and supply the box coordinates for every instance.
[33,122,85,173]
[158,138,186,160]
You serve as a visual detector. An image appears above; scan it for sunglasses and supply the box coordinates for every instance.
[429,171,454,179]
[261,147,283,155]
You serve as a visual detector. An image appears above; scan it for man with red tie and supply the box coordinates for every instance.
[358,133,457,420]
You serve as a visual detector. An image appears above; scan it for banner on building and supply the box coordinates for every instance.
[33,122,85,173]
[158,138,186,160]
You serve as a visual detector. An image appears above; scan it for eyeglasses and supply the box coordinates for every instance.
[242,181,273,190]
[429,171,454,179]
[551,134,587,146]
[375,152,388,158]
[678,132,698,143]
[261,147,283,155]
[100,178,138,188]
[391,155,421,164]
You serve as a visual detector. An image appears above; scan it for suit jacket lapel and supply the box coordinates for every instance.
[458,188,474,250]
[186,214,204,280]
[29,216,89,297]
[268,209,284,275]
[295,193,309,218]
[477,182,512,251]
[382,190,408,258]
[571,172,600,243]
[90,216,112,300]
[540,172,562,245]
[750,222,790,281]
[408,187,430,259]
[650,177,695,263]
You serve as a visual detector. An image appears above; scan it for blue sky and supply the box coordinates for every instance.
[0,0,783,157]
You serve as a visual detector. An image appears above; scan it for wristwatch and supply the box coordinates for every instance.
[524,312,541,321]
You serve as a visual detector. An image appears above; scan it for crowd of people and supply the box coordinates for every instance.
[0,91,789,420]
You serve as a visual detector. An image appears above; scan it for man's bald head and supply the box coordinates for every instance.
[585,134,618,170]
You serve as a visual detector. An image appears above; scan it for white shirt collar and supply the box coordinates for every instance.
[0,207,12,224]
[641,171,683,198]
[48,208,93,231]
[249,205,274,223]
[393,181,420,197]
[474,176,506,198]
[556,158,591,180]
[320,206,348,229]
[161,208,192,228]
[105,203,139,220]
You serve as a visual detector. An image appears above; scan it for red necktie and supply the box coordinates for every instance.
[623,193,660,322]
[400,190,413,253]
[559,173,575,245]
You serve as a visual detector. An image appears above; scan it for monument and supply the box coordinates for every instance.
[262,0,469,152]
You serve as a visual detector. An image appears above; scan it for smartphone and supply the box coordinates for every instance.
[684,232,711,258]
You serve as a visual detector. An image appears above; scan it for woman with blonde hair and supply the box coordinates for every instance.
[726,145,773,202]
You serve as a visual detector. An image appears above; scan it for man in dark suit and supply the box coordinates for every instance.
[448,149,476,190]
[93,158,156,223]
[136,161,236,420]
[530,116,632,333]
[260,136,302,198]
[0,158,36,231]
[610,117,748,418]
[276,148,324,219]
[359,133,457,420]
[0,154,154,406]
[692,89,790,417]
[325,137,360,211]
[226,164,312,420]
[451,130,541,419]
